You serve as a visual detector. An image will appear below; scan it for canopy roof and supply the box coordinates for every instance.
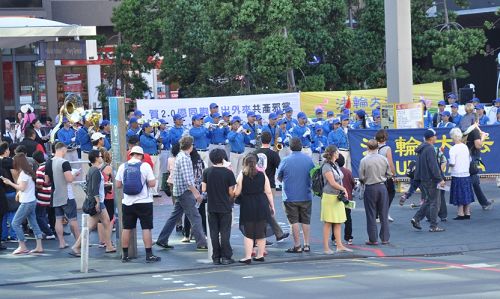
[0,17,96,49]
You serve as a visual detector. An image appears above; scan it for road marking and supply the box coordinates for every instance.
[463,263,494,268]
[172,269,230,277]
[420,267,455,271]
[279,275,345,282]
[232,296,245,299]
[184,283,196,286]
[141,285,217,295]
[173,280,185,283]
[352,259,388,267]
[242,276,253,279]
[35,280,108,288]
[219,292,232,296]
[349,245,386,257]
[207,289,219,292]
[393,257,500,273]
[152,274,163,278]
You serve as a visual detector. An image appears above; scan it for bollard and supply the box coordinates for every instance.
[205,202,212,260]
[80,214,89,273]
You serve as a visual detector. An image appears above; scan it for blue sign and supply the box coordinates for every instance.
[348,125,500,177]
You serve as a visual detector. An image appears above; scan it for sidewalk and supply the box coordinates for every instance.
[1,179,499,286]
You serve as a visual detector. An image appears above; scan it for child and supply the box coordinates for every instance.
[331,153,355,245]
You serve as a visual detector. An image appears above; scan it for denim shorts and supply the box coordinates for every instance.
[54,198,77,220]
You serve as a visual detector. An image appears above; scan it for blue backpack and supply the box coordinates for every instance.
[123,162,145,195]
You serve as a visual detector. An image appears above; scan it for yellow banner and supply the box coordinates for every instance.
[300,82,443,117]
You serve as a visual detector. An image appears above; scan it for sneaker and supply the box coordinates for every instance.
[411,218,422,230]
[196,246,208,251]
[213,258,221,265]
[122,256,131,263]
[146,255,161,263]
[221,258,235,265]
[175,225,183,232]
[155,241,174,249]
[181,237,190,243]
[44,234,56,240]
[399,194,407,206]
[276,232,290,242]
[483,200,494,210]
[388,215,394,222]
[266,240,274,246]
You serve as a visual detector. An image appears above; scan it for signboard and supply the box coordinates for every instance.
[39,41,87,60]
[395,102,424,129]
[380,104,395,129]
[136,93,301,125]
[348,125,500,177]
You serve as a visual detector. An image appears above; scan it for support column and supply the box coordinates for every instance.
[384,0,413,104]
[45,60,58,118]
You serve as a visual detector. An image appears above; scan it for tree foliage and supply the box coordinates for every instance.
[111,0,487,97]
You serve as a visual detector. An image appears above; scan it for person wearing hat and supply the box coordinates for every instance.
[312,108,325,124]
[290,112,312,157]
[208,112,229,167]
[496,109,500,125]
[436,111,455,128]
[140,122,162,196]
[157,119,171,192]
[126,117,141,142]
[447,93,457,105]
[190,114,211,166]
[275,118,291,160]
[471,97,480,107]
[450,103,462,126]
[75,114,93,169]
[134,110,144,119]
[283,107,298,131]
[262,113,278,147]
[487,98,500,125]
[476,104,489,126]
[352,110,368,129]
[421,100,433,129]
[312,125,327,165]
[227,116,245,176]
[169,114,186,146]
[56,117,76,146]
[221,112,232,158]
[204,103,220,124]
[255,114,263,127]
[242,111,258,155]
[116,145,161,263]
[323,111,335,135]
[410,129,446,233]
[275,109,284,121]
[99,120,112,150]
[370,110,381,130]
[91,132,107,150]
[328,116,351,170]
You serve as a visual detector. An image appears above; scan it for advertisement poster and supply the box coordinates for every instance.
[395,102,424,129]
[63,74,83,94]
[381,104,395,129]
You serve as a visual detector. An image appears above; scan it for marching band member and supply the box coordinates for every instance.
[437,111,456,128]
[476,104,489,126]
[208,112,229,166]
[222,112,232,158]
[450,103,462,127]
[99,120,112,150]
[432,101,447,127]
[227,116,245,176]
[487,98,500,125]
[126,117,141,142]
[276,109,284,120]
[312,125,327,165]
[262,113,278,146]
[158,119,171,192]
[76,115,93,157]
[190,113,211,166]
[56,117,75,146]
[140,122,161,197]
[283,107,298,131]
[312,108,325,123]
[204,103,219,124]
[256,114,263,127]
[328,116,351,170]
[371,110,382,130]
[222,112,232,124]
[134,110,145,120]
[291,112,312,157]
[322,111,335,135]
[169,114,185,145]
[243,111,258,155]
[352,110,369,129]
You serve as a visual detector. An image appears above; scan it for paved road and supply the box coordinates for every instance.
[4,249,500,299]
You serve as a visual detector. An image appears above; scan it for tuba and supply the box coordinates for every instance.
[50,93,84,143]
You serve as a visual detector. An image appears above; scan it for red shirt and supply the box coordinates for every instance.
[126,150,154,169]
[340,167,355,200]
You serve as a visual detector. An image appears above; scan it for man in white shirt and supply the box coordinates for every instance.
[115,146,160,263]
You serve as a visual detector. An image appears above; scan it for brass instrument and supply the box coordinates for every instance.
[85,110,102,134]
[218,121,228,128]
[244,129,252,135]
[276,143,284,151]
[50,93,84,143]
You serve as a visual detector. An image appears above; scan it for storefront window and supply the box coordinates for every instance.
[2,61,15,120]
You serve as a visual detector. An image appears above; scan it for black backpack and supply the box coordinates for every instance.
[310,163,326,197]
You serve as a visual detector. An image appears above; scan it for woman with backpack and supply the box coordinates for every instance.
[1,153,44,255]
[70,150,116,257]
[321,145,352,254]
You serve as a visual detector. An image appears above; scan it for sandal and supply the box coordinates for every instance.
[29,249,44,254]
[12,249,29,255]
[68,251,81,257]
[303,245,311,252]
[285,246,303,253]
[429,227,445,232]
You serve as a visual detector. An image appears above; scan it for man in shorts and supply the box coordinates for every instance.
[115,146,160,263]
[45,142,80,249]
[277,137,315,253]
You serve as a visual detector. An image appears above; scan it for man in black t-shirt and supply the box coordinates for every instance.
[0,142,15,250]
[465,122,494,210]
[202,149,236,265]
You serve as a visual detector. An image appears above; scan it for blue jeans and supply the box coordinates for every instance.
[2,212,17,240]
[35,205,53,236]
[405,179,421,199]
[12,201,43,242]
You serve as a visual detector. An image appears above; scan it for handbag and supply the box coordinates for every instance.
[82,197,98,216]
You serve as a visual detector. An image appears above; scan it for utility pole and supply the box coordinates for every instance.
[443,0,459,96]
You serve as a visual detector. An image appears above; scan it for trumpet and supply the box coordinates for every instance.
[218,121,228,128]
[244,129,252,135]
[276,143,284,151]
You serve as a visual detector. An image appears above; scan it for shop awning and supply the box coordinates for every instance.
[0,17,96,49]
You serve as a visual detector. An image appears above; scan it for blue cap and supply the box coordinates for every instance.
[476,104,485,110]
[356,110,366,118]
[334,118,341,124]
[276,109,284,115]
[209,103,218,109]
[315,108,323,115]
[438,100,446,106]
[327,111,334,117]
[159,119,168,124]
[141,122,151,129]
[495,98,500,104]
[341,115,350,121]
[212,112,221,118]
[314,125,322,131]
[451,103,459,108]
[173,114,184,120]
[278,119,287,126]
[297,112,307,119]
[129,117,138,124]
[134,110,143,117]
[372,110,380,117]
[247,111,256,117]
[472,97,480,103]
[268,113,277,120]
[231,116,241,124]
[222,112,231,117]
[440,111,451,117]
[100,119,110,126]
[256,114,262,121]
[62,117,69,123]
[284,107,293,113]
[192,114,204,121]
[447,93,457,99]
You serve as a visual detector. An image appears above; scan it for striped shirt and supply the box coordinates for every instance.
[35,162,52,206]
